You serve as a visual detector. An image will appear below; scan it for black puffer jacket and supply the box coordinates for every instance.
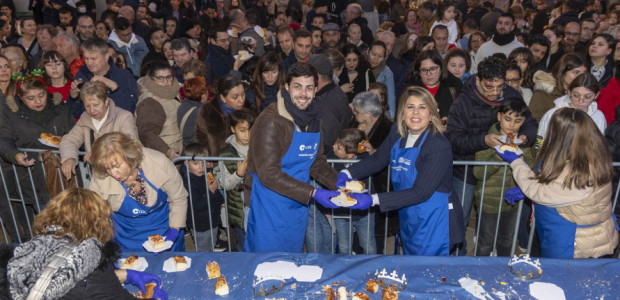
[446,75,538,185]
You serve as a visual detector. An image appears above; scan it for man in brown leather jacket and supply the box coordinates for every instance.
[244,62,340,253]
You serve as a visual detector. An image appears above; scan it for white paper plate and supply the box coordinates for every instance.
[234,53,253,61]
[500,135,524,144]
[142,240,174,253]
[254,25,265,37]
[227,29,238,37]
[38,138,59,148]
[330,195,357,207]
[116,256,148,271]
[495,145,524,155]
[162,256,192,273]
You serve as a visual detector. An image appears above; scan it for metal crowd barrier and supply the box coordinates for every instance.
[1,149,619,258]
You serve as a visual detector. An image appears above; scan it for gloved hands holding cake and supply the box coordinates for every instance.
[125,270,168,299]
[315,170,376,210]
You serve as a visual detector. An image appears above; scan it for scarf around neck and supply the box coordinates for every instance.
[282,89,320,133]
[492,31,516,46]
[370,60,386,80]
[143,75,180,100]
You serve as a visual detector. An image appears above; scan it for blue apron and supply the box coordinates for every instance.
[390,132,450,256]
[113,169,185,252]
[245,128,321,252]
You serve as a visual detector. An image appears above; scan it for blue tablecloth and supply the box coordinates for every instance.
[123,251,620,299]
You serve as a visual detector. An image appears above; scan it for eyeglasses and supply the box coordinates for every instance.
[570,92,596,102]
[565,31,580,37]
[152,75,174,82]
[419,66,440,75]
[505,78,521,84]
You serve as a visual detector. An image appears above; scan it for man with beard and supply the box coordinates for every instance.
[446,56,537,254]
[575,18,596,55]
[471,13,523,74]
[563,22,581,52]
[479,0,510,38]
[205,25,234,79]
[528,35,551,72]
[244,62,340,253]
[322,23,342,51]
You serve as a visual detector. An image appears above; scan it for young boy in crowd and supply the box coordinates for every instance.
[331,128,377,254]
[216,108,255,252]
[180,143,224,252]
[472,99,535,256]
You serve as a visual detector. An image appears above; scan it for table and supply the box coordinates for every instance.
[122,251,620,299]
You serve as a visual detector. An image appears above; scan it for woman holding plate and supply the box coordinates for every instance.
[89,132,188,252]
[336,86,464,255]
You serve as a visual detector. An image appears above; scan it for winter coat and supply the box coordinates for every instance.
[89,148,189,229]
[247,90,338,204]
[136,76,183,156]
[180,164,224,232]
[407,73,463,118]
[177,98,202,148]
[4,232,134,300]
[339,66,375,103]
[108,31,149,77]
[511,158,619,258]
[528,70,563,123]
[59,100,137,166]
[588,60,616,88]
[205,44,235,79]
[597,77,620,125]
[246,83,279,111]
[74,62,138,114]
[446,75,537,185]
[315,82,353,153]
[474,123,536,214]
[216,135,247,229]
[537,95,607,150]
[0,96,75,203]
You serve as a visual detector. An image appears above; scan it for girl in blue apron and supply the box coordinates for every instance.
[340,87,464,256]
[498,108,619,258]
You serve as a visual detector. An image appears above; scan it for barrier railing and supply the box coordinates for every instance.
[1,149,618,258]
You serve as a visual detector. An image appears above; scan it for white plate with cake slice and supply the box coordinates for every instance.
[116,255,148,271]
[162,256,192,272]
[142,239,173,253]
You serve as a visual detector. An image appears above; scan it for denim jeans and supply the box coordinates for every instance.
[191,227,218,252]
[452,176,476,255]
[232,226,245,252]
[333,211,377,254]
[305,200,334,254]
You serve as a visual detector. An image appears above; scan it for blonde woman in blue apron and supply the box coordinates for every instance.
[338,86,465,255]
[89,132,189,252]
[497,108,619,258]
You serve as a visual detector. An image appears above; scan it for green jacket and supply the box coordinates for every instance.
[473,123,536,214]
[218,143,245,229]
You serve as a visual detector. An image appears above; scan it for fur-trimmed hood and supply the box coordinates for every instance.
[532,70,557,94]
[5,92,63,113]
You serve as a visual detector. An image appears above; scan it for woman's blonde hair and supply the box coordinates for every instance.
[33,188,114,242]
[537,108,614,189]
[396,86,442,137]
[90,132,143,177]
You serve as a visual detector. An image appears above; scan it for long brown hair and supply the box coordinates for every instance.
[536,108,614,189]
[251,51,284,109]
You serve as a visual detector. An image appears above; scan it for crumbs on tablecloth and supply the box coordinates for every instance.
[291,283,297,290]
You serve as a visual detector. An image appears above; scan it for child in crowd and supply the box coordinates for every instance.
[180,143,224,252]
[473,99,535,256]
[215,108,255,252]
[331,128,377,254]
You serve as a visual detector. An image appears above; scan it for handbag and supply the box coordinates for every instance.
[40,150,80,198]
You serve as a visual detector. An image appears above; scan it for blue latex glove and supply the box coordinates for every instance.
[125,270,162,294]
[152,287,168,300]
[348,193,373,210]
[314,189,341,209]
[164,228,179,242]
[505,187,526,205]
[496,149,520,163]
[336,171,353,189]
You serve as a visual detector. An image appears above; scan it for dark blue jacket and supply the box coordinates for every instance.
[74,61,138,115]
[347,126,465,247]
[445,75,537,184]
[180,165,224,232]
[205,44,234,79]
[246,83,279,111]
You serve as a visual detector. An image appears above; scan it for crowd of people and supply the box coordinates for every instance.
[1,0,620,297]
